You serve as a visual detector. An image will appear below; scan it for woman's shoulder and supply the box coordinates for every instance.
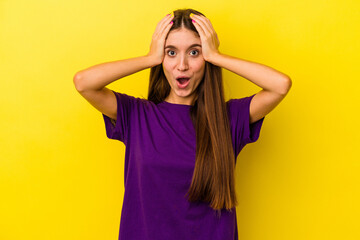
[226,94,256,106]
[226,94,256,116]
[112,90,155,108]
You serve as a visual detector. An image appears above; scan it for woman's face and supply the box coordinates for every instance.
[162,28,205,105]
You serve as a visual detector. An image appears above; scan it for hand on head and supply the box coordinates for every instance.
[146,12,174,65]
[189,13,220,62]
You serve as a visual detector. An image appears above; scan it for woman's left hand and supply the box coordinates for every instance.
[190,13,220,63]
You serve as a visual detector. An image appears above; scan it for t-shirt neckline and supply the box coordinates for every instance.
[161,101,193,107]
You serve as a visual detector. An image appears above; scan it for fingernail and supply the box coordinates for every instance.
[170,12,174,17]
[170,21,173,24]
[192,19,196,23]
[190,13,194,18]
[166,13,170,16]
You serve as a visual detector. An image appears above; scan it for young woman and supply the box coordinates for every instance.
[74,8,291,240]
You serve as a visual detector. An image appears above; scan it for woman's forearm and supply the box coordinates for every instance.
[210,53,291,94]
[73,55,157,91]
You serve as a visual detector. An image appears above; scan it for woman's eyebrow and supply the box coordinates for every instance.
[165,44,202,49]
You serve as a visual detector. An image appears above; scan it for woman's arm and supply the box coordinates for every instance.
[189,13,291,93]
[74,14,174,92]
[73,55,157,92]
[189,13,292,124]
[72,55,157,122]
[72,14,174,122]
[210,53,292,123]
[209,53,291,94]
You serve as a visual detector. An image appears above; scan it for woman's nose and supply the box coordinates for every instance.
[177,57,189,71]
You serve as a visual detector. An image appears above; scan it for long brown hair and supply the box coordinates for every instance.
[147,8,238,217]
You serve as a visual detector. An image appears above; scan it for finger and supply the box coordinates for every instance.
[203,16,217,34]
[160,15,174,37]
[154,14,168,32]
[154,14,174,37]
[155,14,173,35]
[191,15,213,38]
[191,18,206,40]
[160,18,174,40]
[192,15,220,48]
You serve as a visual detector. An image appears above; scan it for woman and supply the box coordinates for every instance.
[74,8,291,240]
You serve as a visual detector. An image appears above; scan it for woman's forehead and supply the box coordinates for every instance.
[166,29,200,47]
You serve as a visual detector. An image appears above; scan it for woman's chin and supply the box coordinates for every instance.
[174,89,191,97]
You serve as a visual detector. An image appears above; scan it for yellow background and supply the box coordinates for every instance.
[1,0,359,239]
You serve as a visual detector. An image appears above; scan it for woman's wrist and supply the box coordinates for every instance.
[144,54,162,68]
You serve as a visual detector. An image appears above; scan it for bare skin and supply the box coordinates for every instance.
[162,28,205,105]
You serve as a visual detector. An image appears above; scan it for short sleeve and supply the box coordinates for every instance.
[227,94,265,156]
[102,90,135,144]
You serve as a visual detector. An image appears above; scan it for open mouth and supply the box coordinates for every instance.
[176,78,190,88]
[177,78,190,84]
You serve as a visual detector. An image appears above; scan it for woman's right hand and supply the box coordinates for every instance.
[146,13,174,66]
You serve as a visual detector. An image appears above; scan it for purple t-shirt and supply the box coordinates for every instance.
[102,90,265,240]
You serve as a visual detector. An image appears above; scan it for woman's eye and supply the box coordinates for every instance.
[167,50,199,56]
[167,50,175,56]
[190,50,199,56]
